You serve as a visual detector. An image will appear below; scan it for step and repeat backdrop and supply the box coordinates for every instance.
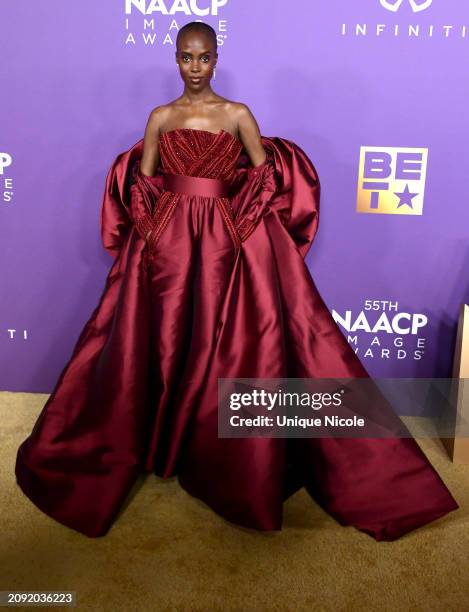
[1,0,468,391]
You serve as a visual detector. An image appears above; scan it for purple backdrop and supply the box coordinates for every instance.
[1,0,468,392]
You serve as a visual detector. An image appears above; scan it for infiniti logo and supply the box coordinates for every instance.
[342,0,463,39]
[379,0,433,12]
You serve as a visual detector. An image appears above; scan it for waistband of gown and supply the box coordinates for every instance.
[162,172,231,198]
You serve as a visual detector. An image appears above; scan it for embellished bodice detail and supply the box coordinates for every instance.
[130,127,274,258]
[159,129,243,180]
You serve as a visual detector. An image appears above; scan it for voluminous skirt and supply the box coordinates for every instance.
[15,131,459,539]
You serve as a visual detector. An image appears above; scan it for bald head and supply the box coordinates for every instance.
[176,21,218,53]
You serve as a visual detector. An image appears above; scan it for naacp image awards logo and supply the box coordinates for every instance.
[123,0,229,46]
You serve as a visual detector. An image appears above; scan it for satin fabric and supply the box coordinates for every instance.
[15,129,458,540]
[162,172,231,197]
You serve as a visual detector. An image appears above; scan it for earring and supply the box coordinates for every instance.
[213,67,216,80]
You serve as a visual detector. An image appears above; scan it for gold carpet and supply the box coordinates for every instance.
[1,391,468,612]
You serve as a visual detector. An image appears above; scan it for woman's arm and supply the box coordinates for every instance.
[236,104,267,167]
[140,107,164,176]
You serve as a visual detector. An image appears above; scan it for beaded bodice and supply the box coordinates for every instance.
[159,128,243,180]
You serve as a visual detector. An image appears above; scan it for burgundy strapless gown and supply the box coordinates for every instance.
[15,128,459,540]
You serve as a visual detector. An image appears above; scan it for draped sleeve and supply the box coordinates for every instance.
[100,139,163,258]
[230,136,320,259]
[128,161,164,243]
[230,156,278,243]
[100,150,133,258]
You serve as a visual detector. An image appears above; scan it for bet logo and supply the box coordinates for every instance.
[356,146,428,215]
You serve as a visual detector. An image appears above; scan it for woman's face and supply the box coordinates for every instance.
[176,31,217,89]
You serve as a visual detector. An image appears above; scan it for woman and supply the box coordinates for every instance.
[15,21,458,540]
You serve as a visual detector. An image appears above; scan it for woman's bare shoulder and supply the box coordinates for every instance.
[147,103,173,123]
[222,100,259,124]
[212,98,259,131]
[145,103,180,135]
[216,97,251,113]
